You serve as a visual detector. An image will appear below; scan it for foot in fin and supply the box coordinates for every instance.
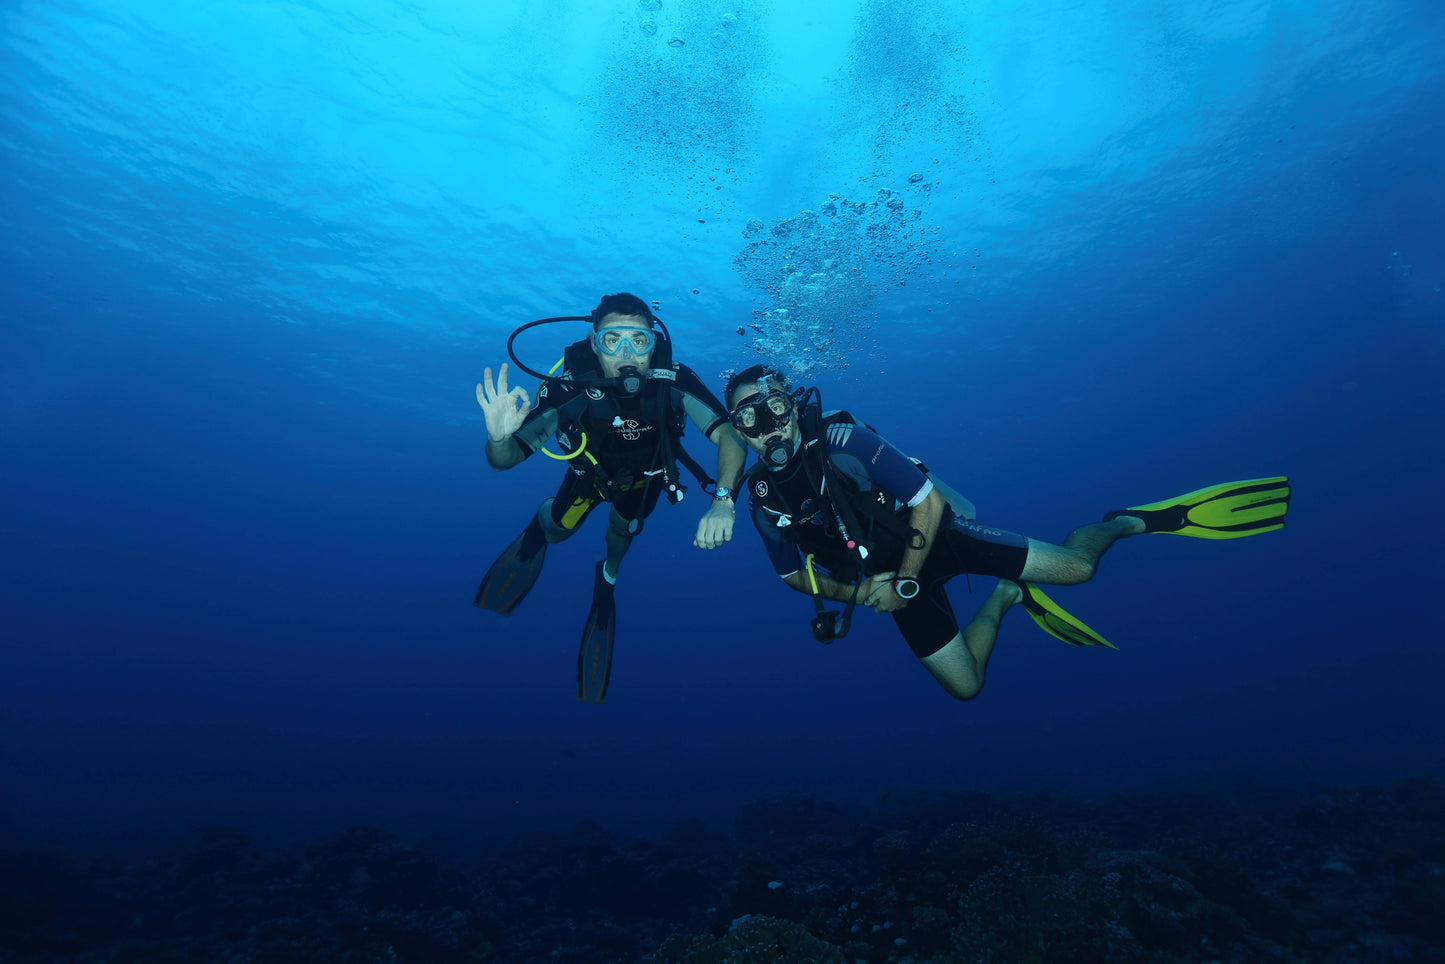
[473,518,548,615]
[577,562,616,704]
[1104,476,1291,540]
[1014,581,1116,650]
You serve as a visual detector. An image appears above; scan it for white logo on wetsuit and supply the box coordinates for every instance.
[799,499,826,526]
[754,480,769,497]
[619,419,644,441]
[587,387,604,400]
[959,519,1010,538]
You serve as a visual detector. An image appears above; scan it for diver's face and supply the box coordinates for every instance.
[730,381,800,455]
[591,313,654,378]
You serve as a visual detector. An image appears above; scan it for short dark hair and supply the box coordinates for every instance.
[591,293,658,329]
[725,364,790,410]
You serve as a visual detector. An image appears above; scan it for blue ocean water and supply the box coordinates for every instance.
[2,0,1443,860]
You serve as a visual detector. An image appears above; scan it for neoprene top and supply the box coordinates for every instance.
[746,422,935,578]
[511,362,729,465]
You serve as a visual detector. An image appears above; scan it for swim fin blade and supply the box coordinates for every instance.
[1017,582,1116,650]
[577,562,615,704]
[473,518,548,615]
[1104,476,1291,540]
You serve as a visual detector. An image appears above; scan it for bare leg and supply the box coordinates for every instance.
[537,498,635,582]
[602,507,638,581]
[1018,516,1142,585]
[919,581,1023,700]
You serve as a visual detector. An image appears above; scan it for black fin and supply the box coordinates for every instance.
[474,518,548,615]
[577,562,616,704]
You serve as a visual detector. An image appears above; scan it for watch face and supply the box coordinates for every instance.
[895,578,920,599]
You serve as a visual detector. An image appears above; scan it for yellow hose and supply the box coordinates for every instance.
[537,356,592,463]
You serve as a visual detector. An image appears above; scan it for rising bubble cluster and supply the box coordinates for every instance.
[729,0,986,373]
[731,184,943,373]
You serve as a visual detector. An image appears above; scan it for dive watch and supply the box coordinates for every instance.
[892,577,921,600]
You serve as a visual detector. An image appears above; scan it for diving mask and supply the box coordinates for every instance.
[730,389,795,438]
[593,326,656,358]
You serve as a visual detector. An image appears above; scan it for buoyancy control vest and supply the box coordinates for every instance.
[553,338,713,505]
[743,399,978,644]
[745,402,977,574]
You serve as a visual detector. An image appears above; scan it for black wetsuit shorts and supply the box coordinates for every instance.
[547,466,664,532]
[892,519,1030,659]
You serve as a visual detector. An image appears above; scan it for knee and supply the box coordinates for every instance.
[537,507,573,544]
[920,637,986,700]
[607,512,640,540]
[944,678,984,701]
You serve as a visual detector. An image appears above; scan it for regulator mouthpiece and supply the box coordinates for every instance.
[763,436,796,469]
[616,365,643,397]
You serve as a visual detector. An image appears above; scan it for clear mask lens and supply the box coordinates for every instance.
[594,326,656,357]
[731,390,795,438]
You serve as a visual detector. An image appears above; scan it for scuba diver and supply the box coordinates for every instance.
[474,293,746,704]
[724,363,1292,701]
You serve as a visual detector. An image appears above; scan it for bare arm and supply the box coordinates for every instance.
[870,487,946,613]
[711,423,747,493]
[782,569,896,604]
[693,424,749,550]
[485,435,527,470]
[897,487,945,580]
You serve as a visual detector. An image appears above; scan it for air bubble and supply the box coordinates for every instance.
[667,36,685,47]
[732,189,948,373]
[639,20,657,35]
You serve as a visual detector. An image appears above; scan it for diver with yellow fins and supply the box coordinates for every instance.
[474,293,746,703]
[722,364,1291,700]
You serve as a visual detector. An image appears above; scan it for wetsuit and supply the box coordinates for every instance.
[512,362,729,531]
[746,421,1030,658]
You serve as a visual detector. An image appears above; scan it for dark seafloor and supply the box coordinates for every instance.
[3,780,1443,963]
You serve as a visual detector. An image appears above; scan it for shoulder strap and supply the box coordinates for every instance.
[803,413,923,554]
[649,365,715,496]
